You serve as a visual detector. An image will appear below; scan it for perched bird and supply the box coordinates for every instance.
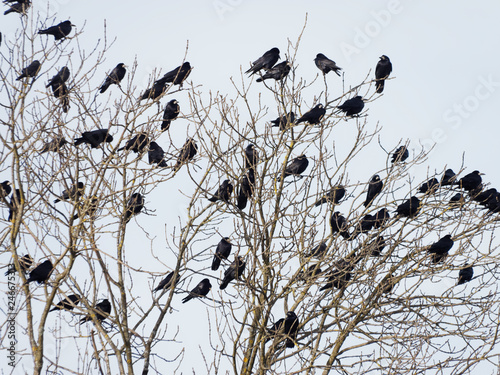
[153,271,181,292]
[295,104,326,125]
[38,20,74,40]
[351,214,376,239]
[364,175,383,208]
[173,138,198,171]
[54,182,84,204]
[428,234,453,263]
[472,188,497,206]
[74,129,113,148]
[158,62,192,86]
[270,112,295,131]
[380,274,396,294]
[5,254,32,276]
[8,189,22,221]
[459,171,483,192]
[99,63,126,93]
[79,299,111,324]
[161,99,180,131]
[314,53,342,76]
[441,169,457,186]
[449,193,464,207]
[280,155,309,181]
[256,61,290,82]
[418,178,439,194]
[246,47,280,75]
[375,55,392,93]
[182,278,212,303]
[370,236,386,256]
[4,0,30,15]
[485,192,500,213]
[236,174,253,210]
[244,144,258,169]
[267,311,299,348]
[315,185,345,207]
[26,260,53,284]
[298,264,323,281]
[50,81,69,112]
[211,237,232,271]
[306,241,327,258]
[457,265,473,285]
[118,133,149,153]
[208,180,233,203]
[0,180,12,198]
[148,142,168,167]
[40,136,67,153]
[391,146,409,163]
[49,294,80,312]
[337,96,364,117]
[123,193,144,223]
[140,81,167,100]
[46,67,70,88]
[320,259,353,290]
[373,208,390,229]
[396,196,420,217]
[220,256,246,290]
[330,212,350,239]
[16,60,41,80]
[72,196,98,220]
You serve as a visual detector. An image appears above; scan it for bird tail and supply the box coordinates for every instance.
[99,83,109,94]
[220,280,229,290]
[237,195,248,210]
[54,199,61,204]
[315,198,326,207]
[211,257,221,271]
[182,296,191,304]
[161,120,171,132]
[74,138,84,146]
[375,80,385,93]
[117,147,125,152]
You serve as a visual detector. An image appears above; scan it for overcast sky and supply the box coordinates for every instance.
[3,1,500,373]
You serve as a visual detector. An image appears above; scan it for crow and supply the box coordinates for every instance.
[174,138,198,171]
[391,146,409,163]
[161,99,180,131]
[280,155,309,181]
[256,61,290,82]
[8,189,22,221]
[79,299,111,324]
[314,53,342,76]
[459,170,483,192]
[140,81,167,100]
[330,212,350,239]
[320,259,353,290]
[16,60,41,80]
[220,256,246,290]
[38,20,73,40]
[49,294,80,312]
[338,96,364,116]
[270,112,295,131]
[123,193,144,223]
[244,144,258,169]
[373,208,390,229]
[441,169,457,186]
[46,67,70,88]
[246,47,280,75]
[26,260,53,284]
[118,133,149,153]
[315,185,345,207]
[40,136,67,153]
[99,63,126,93]
[449,193,464,207]
[5,254,32,276]
[267,311,299,348]
[182,278,212,303]
[153,271,181,292]
[350,214,376,239]
[396,196,420,217]
[485,192,500,213]
[54,182,84,204]
[236,174,253,210]
[0,180,12,198]
[298,265,323,280]
[364,175,383,208]
[74,129,113,148]
[208,180,233,203]
[419,178,439,194]
[4,0,30,15]
[457,265,473,285]
[472,188,497,206]
[72,196,98,220]
[211,237,232,271]
[296,104,326,125]
[159,62,192,85]
[306,241,327,258]
[428,234,453,263]
[148,142,168,167]
[375,55,392,93]
[370,236,386,256]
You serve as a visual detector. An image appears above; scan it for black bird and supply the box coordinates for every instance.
[246,47,280,75]
[271,112,295,131]
[140,81,167,100]
[208,180,233,203]
[49,294,80,312]
[419,178,439,194]
[211,237,232,271]
[315,185,346,207]
[373,208,390,229]
[256,61,290,82]
[472,188,497,206]
[46,67,70,88]
[50,81,70,112]
[54,182,84,204]
[0,180,12,198]
[40,136,67,153]
[99,63,126,93]
[428,234,453,263]
[459,170,483,192]
[159,62,192,86]
[364,175,383,208]
[457,265,473,285]
[338,96,364,117]
[148,142,167,167]
[5,254,32,276]
[370,236,386,256]
[220,256,246,290]
[4,0,30,15]
[296,104,326,125]
[174,138,198,171]
[118,133,149,153]
[123,193,144,223]
[26,260,53,284]
[449,193,464,207]
[441,169,458,186]
[79,299,111,324]
[314,53,342,76]
[330,212,350,239]
[306,241,327,258]
[244,144,258,169]
[16,60,41,80]
[320,259,353,290]
[38,20,73,40]
[380,274,396,294]
[153,271,181,292]
[375,55,392,93]
[391,146,409,163]
[74,129,113,148]
[351,214,376,239]
[298,264,323,280]
[485,192,500,213]
[236,174,253,210]
[280,155,309,181]
[161,99,180,131]
[8,189,22,221]
[396,196,420,217]
[182,278,212,303]
[72,196,98,221]
[267,311,299,348]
